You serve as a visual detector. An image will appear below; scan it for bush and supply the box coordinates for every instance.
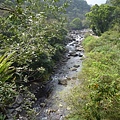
[0,52,36,119]
[0,53,17,117]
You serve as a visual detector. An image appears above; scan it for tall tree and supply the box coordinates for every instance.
[86,4,115,35]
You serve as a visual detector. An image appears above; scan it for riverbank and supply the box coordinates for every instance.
[65,30,120,120]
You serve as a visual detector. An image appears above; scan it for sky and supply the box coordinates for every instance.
[86,0,106,5]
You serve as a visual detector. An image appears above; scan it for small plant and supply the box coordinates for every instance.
[0,52,15,82]
[0,113,5,120]
[0,52,17,118]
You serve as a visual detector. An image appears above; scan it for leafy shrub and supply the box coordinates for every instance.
[0,0,68,83]
[0,53,36,119]
[0,113,5,120]
[0,53,17,118]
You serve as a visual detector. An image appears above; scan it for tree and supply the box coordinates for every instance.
[64,0,90,29]
[106,0,120,31]
[86,4,115,36]
[110,0,120,6]
[70,17,82,30]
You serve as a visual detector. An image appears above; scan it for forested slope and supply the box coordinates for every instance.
[65,0,91,30]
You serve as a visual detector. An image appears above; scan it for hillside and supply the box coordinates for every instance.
[66,0,90,20]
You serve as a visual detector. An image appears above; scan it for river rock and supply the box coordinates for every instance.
[15,106,22,112]
[68,51,76,56]
[50,115,63,120]
[40,103,46,107]
[73,53,79,57]
[46,108,57,114]
[71,68,77,71]
[58,79,67,85]
[69,41,76,46]
[8,108,14,114]
[73,65,80,68]
[66,56,71,59]
[66,106,71,111]
[79,53,83,57]
[75,44,81,48]
[66,77,71,81]
[15,95,24,105]
[59,103,63,107]
[75,47,84,52]
[42,117,48,120]
[72,77,77,80]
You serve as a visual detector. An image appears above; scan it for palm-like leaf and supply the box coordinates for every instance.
[0,52,15,82]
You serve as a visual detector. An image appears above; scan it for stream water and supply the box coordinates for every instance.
[33,30,87,120]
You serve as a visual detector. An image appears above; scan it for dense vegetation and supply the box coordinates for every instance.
[66,0,120,119]
[86,0,120,35]
[1,0,120,119]
[65,0,91,30]
[0,0,68,119]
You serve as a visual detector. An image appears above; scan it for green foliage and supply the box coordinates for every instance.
[70,17,82,30]
[0,0,68,118]
[82,36,98,52]
[86,4,115,36]
[0,113,5,120]
[67,30,120,120]
[106,0,120,32]
[66,0,90,21]
[0,82,17,112]
[110,0,120,6]
[0,0,68,82]
[0,53,17,118]
[0,53,36,119]
[64,0,90,29]
[0,52,15,82]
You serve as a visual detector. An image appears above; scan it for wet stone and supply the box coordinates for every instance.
[79,53,83,57]
[66,77,71,81]
[16,95,24,104]
[50,114,63,120]
[46,108,57,114]
[59,103,63,107]
[42,117,48,120]
[73,65,80,68]
[58,79,67,85]
[40,103,46,107]
[75,47,84,52]
[71,68,77,71]
[8,109,14,114]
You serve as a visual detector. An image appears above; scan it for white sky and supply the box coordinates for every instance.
[86,0,106,5]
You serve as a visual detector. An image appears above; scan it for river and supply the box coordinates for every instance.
[33,30,87,120]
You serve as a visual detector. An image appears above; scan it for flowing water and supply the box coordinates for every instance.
[33,30,87,120]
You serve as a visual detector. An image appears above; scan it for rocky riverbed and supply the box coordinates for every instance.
[33,30,88,120]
